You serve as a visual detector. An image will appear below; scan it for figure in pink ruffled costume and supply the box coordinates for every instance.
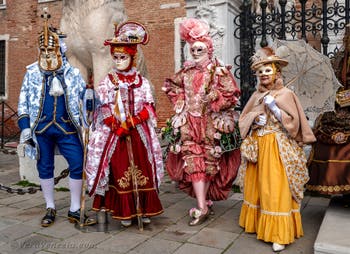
[163,18,241,226]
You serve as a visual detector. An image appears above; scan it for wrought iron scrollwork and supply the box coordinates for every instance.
[234,0,350,107]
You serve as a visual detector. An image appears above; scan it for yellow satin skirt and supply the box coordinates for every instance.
[239,133,303,245]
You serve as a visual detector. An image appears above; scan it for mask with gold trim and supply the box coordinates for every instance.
[38,8,65,72]
[256,63,277,83]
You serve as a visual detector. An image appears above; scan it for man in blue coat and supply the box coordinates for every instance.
[17,10,95,227]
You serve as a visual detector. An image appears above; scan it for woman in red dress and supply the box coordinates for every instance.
[85,21,164,228]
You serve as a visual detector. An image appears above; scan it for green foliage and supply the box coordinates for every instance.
[15,180,39,187]
[161,117,181,159]
[161,118,180,145]
[219,122,242,153]
[15,180,69,192]
[232,184,241,193]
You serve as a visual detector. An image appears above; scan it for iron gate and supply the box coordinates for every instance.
[234,0,350,108]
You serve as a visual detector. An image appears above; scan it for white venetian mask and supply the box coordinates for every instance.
[113,53,132,71]
[190,41,209,63]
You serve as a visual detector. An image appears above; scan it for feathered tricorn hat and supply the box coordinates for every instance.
[251,47,289,70]
[104,21,149,46]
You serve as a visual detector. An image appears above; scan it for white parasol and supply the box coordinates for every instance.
[274,39,342,124]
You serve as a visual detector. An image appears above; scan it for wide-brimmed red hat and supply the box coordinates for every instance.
[104,21,149,46]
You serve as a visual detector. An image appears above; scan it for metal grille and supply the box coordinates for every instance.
[0,40,5,97]
[234,0,350,107]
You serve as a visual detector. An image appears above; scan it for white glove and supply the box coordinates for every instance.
[20,128,31,143]
[20,128,35,147]
[174,100,185,114]
[264,95,281,121]
[254,114,267,126]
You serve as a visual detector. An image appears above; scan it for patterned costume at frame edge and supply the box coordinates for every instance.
[162,18,241,215]
[236,46,316,249]
[17,8,95,227]
[85,21,164,225]
[307,25,350,196]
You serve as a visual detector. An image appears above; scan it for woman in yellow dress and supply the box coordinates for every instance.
[236,47,316,252]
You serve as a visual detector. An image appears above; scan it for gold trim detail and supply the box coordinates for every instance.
[117,164,149,189]
[311,159,350,163]
[306,184,350,193]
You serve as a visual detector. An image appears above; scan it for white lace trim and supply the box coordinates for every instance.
[243,200,300,216]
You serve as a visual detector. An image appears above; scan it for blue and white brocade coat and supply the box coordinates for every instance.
[17,61,86,157]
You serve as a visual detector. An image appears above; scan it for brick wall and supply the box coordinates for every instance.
[124,0,186,126]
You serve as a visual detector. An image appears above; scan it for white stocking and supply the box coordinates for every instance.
[192,180,208,213]
[69,178,82,212]
[40,178,55,209]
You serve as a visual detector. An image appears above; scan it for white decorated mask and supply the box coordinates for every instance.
[256,64,275,77]
[190,41,209,63]
[113,53,132,71]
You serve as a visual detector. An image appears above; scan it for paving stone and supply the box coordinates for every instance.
[173,242,222,254]
[307,196,331,207]
[159,192,187,208]
[5,206,44,222]
[11,233,62,254]
[0,223,37,242]
[9,195,46,209]
[50,231,113,254]
[93,231,150,253]
[0,192,41,206]
[130,238,182,254]
[156,219,199,243]
[161,198,193,223]
[125,215,175,237]
[207,206,244,234]
[229,192,244,201]
[0,217,20,231]
[0,205,21,217]
[188,227,239,249]
[224,234,275,254]
[80,248,122,254]
[38,219,80,239]
[314,197,350,254]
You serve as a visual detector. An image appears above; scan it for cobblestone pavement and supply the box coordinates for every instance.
[0,151,329,254]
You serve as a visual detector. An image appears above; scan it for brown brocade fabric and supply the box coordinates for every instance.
[307,141,350,195]
[314,111,350,144]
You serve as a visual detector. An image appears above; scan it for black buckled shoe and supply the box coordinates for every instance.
[41,208,56,227]
[67,209,97,226]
